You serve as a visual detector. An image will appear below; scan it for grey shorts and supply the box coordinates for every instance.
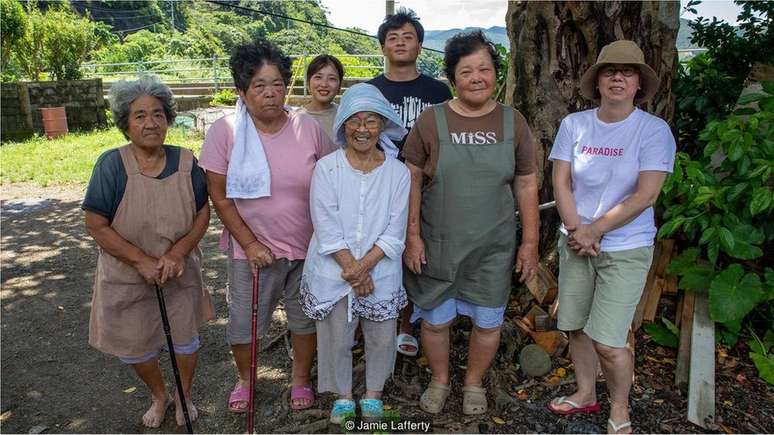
[556,234,654,348]
[226,251,315,345]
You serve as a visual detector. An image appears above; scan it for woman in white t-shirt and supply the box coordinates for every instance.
[547,40,676,434]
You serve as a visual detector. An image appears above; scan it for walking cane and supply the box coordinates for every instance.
[154,284,194,434]
[247,265,259,434]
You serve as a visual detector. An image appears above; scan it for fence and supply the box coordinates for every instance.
[81,54,386,97]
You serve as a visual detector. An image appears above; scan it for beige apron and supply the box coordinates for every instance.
[88,145,214,358]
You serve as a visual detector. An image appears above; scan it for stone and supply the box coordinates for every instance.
[518,344,551,377]
[28,425,48,434]
[565,421,603,434]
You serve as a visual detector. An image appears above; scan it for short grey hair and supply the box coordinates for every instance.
[109,75,176,139]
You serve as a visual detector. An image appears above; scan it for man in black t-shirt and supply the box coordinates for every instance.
[368,8,452,152]
[368,8,452,358]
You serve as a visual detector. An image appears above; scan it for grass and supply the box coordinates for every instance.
[0,126,203,187]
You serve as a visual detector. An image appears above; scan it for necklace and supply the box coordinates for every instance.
[131,146,165,175]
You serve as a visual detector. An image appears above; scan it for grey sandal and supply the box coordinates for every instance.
[462,385,488,415]
[419,381,450,414]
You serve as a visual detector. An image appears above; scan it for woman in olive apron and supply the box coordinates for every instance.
[401,31,540,416]
[83,76,214,429]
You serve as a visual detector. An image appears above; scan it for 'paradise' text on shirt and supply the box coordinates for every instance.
[580,145,624,156]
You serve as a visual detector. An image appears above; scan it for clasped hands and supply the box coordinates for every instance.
[135,250,186,285]
[340,259,375,297]
[566,223,602,257]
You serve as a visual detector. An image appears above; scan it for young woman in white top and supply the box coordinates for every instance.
[300,83,409,424]
[547,40,676,434]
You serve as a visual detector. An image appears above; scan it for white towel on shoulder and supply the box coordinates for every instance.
[226,97,271,199]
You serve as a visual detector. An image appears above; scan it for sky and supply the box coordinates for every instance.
[320,0,743,35]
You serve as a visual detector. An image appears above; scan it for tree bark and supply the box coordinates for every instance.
[506,0,680,255]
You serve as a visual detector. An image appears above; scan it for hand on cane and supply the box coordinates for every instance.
[157,250,185,284]
[246,240,274,269]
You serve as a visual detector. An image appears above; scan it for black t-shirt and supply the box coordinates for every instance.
[82,145,208,223]
[367,73,452,150]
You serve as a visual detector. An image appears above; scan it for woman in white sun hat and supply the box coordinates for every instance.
[547,40,676,434]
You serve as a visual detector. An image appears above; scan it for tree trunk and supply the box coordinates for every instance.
[505,1,680,256]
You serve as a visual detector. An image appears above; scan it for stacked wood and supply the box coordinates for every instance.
[513,263,567,356]
[632,239,678,331]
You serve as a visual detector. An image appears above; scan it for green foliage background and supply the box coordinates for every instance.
[1,0,444,82]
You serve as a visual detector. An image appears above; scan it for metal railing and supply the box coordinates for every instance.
[81,54,386,96]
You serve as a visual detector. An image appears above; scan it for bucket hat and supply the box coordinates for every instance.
[579,40,660,104]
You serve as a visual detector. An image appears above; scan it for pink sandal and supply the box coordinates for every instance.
[289,385,315,410]
[228,383,249,413]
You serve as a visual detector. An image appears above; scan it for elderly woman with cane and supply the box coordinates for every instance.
[402,30,540,415]
[83,75,214,429]
[300,83,409,424]
[198,40,336,413]
[547,40,676,434]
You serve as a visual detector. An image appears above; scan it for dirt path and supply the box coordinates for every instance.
[2,184,773,434]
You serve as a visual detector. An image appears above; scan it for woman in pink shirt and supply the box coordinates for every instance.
[199,40,335,413]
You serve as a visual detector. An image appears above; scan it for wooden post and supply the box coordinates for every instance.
[675,290,696,388]
[687,292,715,428]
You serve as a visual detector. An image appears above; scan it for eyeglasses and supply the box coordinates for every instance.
[600,66,639,77]
[345,117,382,130]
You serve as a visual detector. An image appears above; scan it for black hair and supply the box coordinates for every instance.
[377,7,424,45]
[229,39,292,92]
[306,54,344,84]
[443,30,501,86]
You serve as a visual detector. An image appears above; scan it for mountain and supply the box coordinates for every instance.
[423,26,509,51]
[423,21,700,53]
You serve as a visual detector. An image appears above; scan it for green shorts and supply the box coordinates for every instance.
[556,234,654,348]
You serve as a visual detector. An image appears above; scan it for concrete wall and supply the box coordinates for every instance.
[1,79,107,141]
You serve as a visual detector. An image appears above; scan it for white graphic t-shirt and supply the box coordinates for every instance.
[548,108,676,251]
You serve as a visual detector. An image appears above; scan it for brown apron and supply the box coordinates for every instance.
[88,145,214,358]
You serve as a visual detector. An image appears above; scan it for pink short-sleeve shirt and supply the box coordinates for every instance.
[198,110,337,260]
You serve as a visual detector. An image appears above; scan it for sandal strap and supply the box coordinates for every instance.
[608,419,632,432]
[552,396,581,408]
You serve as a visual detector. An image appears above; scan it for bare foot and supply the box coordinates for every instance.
[142,394,172,428]
[175,395,198,427]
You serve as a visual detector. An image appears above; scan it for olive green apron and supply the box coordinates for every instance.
[405,103,517,309]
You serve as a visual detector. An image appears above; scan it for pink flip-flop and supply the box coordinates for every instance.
[228,383,249,413]
[547,396,601,415]
[289,385,315,410]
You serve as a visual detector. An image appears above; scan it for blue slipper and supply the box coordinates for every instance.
[359,398,384,419]
[330,399,356,424]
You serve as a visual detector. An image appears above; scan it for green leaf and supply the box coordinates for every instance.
[657,217,685,238]
[679,264,715,291]
[748,338,766,355]
[750,188,772,215]
[737,92,764,105]
[718,227,735,252]
[662,317,679,337]
[727,183,748,201]
[699,227,716,245]
[762,80,774,95]
[643,322,678,348]
[727,240,763,260]
[707,241,720,265]
[667,248,699,275]
[709,265,764,323]
[764,330,774,352]
[749,353,774,385]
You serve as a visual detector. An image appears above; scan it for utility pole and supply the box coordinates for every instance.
[170,0,175,32]
[384,0,394,74]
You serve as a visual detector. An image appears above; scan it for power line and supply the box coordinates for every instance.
[204,0,444,54]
